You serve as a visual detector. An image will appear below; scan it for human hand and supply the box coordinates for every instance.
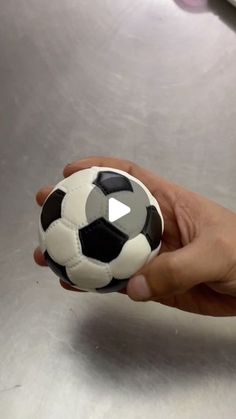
[34,157,236,316]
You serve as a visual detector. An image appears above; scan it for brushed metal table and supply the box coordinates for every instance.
[0,1,236,418]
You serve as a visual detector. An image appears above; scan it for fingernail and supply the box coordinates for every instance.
[127,275,152,301]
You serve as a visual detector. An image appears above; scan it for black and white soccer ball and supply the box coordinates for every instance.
[39,167,164,293]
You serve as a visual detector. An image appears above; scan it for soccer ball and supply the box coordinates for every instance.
[39,167,164,293]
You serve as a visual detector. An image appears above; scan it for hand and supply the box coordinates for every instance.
[34,157,236,316]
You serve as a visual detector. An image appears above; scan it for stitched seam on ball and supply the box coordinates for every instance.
[67,258,111,281]
[67,257,84,270]
[67,251,112,282]
[52,185,67,194]
[65,230,82,264]
[97,189,107,221]
[61,218,96,235]
[61,191,73,223]
[105,196,109,220]
[113,221,141,238]
[87,258,108,267]
[61,218,78,230]
[64,227,83,266]
[75,228,82,258]
[65,185,91,193]
[45,218,65,233]
[61,186,92,225]
[61,168,95,189]
[87,187,107,224]
[110,236,149,276]
[46,220,79,265]
[66,253,83,267]
[105,262,112,279]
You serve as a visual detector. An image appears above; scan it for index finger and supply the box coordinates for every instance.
[36,186,53,206]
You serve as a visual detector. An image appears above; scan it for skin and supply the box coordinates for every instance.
[34,157,236,317]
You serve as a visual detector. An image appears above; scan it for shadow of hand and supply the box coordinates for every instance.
[71,303,236,392]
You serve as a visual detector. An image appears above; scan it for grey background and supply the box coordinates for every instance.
[0,0,236,418]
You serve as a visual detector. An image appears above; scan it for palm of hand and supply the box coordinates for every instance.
[152,184,236,317]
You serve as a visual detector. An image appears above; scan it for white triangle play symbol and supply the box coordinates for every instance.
[108,198,131,223]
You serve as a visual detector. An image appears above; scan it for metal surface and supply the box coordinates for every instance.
[0,1,236,418]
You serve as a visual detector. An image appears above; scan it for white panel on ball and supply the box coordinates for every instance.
[67,258,112,290]
[61,185,94,227]
[45,220,79,265]
[58,167,98,192]
[110,234,151,279]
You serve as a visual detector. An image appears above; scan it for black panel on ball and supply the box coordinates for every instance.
[44,251,75,286]
[93,171,133,195]
[142,206,162,250]
[41,189,66,231]
[79,217,128,263]
[96,277,128,293]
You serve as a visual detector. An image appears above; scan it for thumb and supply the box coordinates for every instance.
[127,236,229,302]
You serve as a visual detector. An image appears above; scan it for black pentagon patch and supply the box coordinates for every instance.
[44,251,75,286]
[41,189,66,231]
[96,277,128,293]
[79,217,128,263]
[142,206,162,251]
[93,171,133,195]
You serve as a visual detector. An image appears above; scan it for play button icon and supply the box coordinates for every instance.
[86,171,150,239]
[108,198,131,222]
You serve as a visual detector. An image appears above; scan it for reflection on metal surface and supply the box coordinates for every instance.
[174,0,208,12]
